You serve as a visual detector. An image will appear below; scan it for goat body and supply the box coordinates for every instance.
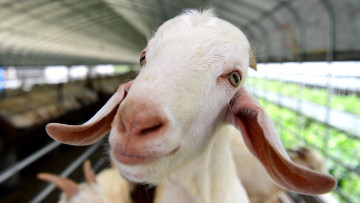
[42,9,336,203]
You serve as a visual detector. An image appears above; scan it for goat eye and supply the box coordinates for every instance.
[227,71,241,87]
[140,51,146,66]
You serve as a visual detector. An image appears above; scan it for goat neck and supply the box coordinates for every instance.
[163,124,249,203]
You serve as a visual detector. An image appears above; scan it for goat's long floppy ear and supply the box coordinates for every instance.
[228,88,336,195]
[46,81,132,146]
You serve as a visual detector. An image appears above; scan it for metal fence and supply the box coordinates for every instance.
[0,139,107,202]
[1,62,359,202]
[0,70,133,202]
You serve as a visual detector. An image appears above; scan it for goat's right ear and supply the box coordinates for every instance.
[46,81,132,146]
[227,88,336,195]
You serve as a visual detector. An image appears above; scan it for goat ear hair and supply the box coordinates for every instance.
[249,49,257,71]
[228,88,336,195]
[46,81,132,146]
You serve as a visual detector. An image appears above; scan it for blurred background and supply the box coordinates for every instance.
[0,0,359,202]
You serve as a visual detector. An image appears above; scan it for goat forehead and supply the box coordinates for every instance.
[151,10,249,50]
[146,14,250,74]
[149,42,213,71]
[152,25,244,54]
[147,32,242,74]
[136,10,251,97]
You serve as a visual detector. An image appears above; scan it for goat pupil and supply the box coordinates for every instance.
[232,74,239,84]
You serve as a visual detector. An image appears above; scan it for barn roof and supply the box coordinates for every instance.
[0,0,359,66]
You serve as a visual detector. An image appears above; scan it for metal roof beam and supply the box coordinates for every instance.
[319,0,336,62]
[274,0,306,62]
[0,0,145,65]
[238,1,300,62]
[216,4,271,62]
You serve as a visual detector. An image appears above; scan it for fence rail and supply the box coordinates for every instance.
[0,139,104,203]
[0,141,61,184]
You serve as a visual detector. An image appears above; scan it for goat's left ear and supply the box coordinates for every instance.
[227,88,336,195]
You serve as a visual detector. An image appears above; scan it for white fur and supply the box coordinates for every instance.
[95,166,133,203]
[43,9,335,203]
[59,184,108,203]
[108,9,252,203]
[59,167,132,203]
[153,126,249,203]
[44,8,337,203]
[57,9,254,203]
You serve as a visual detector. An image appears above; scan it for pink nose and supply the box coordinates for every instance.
[117,102,168,138]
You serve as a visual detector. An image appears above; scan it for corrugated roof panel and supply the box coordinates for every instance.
[0,0,359,66]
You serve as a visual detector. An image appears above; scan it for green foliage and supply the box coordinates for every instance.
[327,159,360,203]
[327,129,360,169]
[247,77,360,116]
[332,94,360,115]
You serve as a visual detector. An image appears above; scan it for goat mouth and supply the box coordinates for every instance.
[113,146,180,166]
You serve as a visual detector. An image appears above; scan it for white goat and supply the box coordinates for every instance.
[44,9,336,203]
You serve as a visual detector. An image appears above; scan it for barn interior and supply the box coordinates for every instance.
[0,0,359,202]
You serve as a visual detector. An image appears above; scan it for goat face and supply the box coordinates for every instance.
[108,10,253,183]
[46,10,336,194]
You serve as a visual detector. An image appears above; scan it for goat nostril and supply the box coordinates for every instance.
[140,123,164,135]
